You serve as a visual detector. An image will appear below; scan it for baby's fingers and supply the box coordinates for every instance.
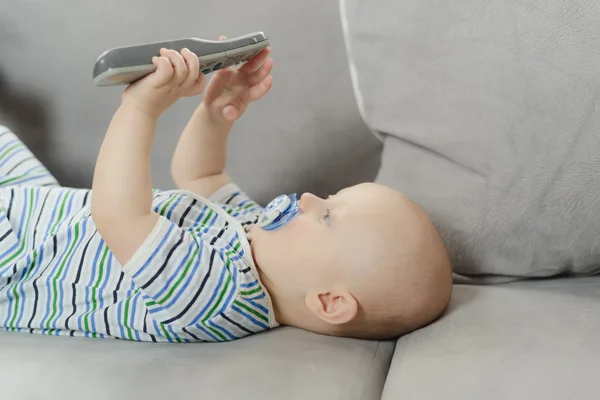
[160,48,187,85]
[247,57,274,86]
[180,48,200,88]
[184,72,206,97]
[151,56,174,87]
[240,48,271,75]
[248,75,273,102]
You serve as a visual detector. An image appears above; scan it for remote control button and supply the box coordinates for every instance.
[202,68,211,74]
[213,62,222,71]
[222,58,235,68]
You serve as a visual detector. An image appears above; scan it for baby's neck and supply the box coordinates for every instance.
[249,243,327,332]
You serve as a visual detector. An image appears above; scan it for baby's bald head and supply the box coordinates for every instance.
[329,184,453,339]
[252,183,453,340]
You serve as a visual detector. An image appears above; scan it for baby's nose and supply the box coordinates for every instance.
[299,192,321,212]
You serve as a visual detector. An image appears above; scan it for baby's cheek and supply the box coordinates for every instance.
[286,214,309,234]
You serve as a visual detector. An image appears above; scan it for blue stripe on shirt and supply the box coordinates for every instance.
[39,227,72,329]
[194,322,220,341]
[165,196,183,220]
[190,262,229,325]
[132,222,176,280]
[162,243,204,310]
[51,218,87,329]
[130,291,142,341]
[78,239,104,332]
[213,253,238,317]
[0,138,19,154]
[231,304,269,330]
[152,241,195,301]
[240,281,258,289]
[208,319,237,340]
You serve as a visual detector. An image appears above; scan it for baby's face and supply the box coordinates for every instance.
[252,182,453,338]
[251,183,384,297]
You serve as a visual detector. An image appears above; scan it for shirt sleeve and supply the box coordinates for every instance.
[209,183,264,226]
[122,216,238,329]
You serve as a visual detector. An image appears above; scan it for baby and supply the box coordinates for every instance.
[0,44,452,342]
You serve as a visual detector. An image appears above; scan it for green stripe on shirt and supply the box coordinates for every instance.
[46,222,81,328]
[157,245,200,305]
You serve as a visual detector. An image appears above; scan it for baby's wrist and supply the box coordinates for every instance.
[198,102,233,128]
[120,97,162,120]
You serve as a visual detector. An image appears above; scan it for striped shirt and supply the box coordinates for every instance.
[0,126,277,342]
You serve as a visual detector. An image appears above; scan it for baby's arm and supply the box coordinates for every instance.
[91,48,205,265]
[170,104,234,198]
[171,42,273,198]
[91,104,159,264]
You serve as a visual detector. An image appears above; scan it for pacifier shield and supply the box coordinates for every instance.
[259,193,299,230]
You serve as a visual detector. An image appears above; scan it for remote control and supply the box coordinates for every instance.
[93,32,270,86]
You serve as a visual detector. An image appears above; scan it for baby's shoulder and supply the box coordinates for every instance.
[151,189,229,229]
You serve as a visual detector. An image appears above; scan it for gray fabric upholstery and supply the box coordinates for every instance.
[381,277,600,400]
[341,0,600,279]
[0,0,380,203]
[1,328,394,400]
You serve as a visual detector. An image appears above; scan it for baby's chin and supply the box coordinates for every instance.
[250,223,271,243]
[249,224,261,247]
[250,223,260,236]
[249,224,269,262]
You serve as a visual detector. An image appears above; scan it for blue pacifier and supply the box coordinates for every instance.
[259,193,299,231]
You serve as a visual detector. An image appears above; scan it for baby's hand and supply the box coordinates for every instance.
[202,36,274,122]
[122,48,206,118]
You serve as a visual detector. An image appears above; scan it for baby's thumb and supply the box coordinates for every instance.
[151,56,173,87]
[222,105,239,121]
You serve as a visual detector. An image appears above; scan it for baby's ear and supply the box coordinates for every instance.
[305,290,358,325]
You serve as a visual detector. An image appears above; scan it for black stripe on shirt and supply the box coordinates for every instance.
[4,156,33,176]
[140,230,185,290]
[182,326,201,341]
[222,312,253,335]
[143,308,148,333]
[178,199,196,227]
[64,231,97,330]
[114,272,125,300]
[31,188,51,246]
[141,309,158,342]
[162,248,216,325]
[27,235,59,329]
[0,265,16,292]
[223,192,239,205]
[6,188,14,220]
[103,308,111,337]
[105,272,126,337]
[0,227,13,242]
[210,222,228,245]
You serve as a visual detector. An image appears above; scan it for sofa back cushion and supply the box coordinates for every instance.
[341,0,600,279]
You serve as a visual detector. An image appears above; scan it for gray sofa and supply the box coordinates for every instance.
[0,0,598,399]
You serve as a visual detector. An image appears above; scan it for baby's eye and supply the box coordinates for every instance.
[322,208,331,224]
